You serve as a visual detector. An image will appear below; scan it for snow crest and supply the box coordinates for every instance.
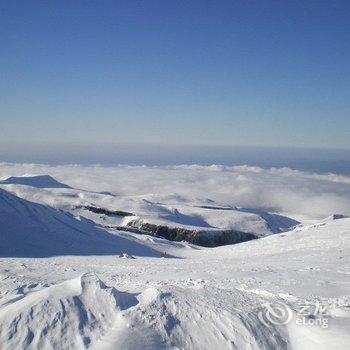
[0,273,138,350]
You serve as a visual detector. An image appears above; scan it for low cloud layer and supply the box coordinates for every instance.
[1,163,350,221]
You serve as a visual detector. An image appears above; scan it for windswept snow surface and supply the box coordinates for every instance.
[0,163,350,349]
[0,218,349,349]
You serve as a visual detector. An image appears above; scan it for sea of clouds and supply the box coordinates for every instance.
[0,162,350,221]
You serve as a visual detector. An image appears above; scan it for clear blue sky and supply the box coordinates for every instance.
[1,0,350,149]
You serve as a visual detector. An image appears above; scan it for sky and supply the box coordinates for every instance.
[1,0,350,152]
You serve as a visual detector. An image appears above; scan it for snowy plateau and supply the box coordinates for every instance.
[0,163,349,350]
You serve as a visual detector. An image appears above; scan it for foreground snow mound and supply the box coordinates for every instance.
[0,189,160,257]
[0,276,286,350]
[0,275,285,350]
[0,273,138,350]
[0,175,71,189]
[122,286,288,350]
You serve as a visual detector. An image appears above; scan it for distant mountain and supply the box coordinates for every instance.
[0,175,72,189]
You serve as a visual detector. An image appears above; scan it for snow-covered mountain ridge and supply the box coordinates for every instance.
[0,174,300,247]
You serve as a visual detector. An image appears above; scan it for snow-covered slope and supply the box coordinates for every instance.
[0,218,349,349]
[0,188,160,258]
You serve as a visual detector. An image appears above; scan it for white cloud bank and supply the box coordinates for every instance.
[0,163,350,221]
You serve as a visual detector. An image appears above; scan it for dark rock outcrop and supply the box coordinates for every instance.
[83,205,134,217]
[124,221,257,247]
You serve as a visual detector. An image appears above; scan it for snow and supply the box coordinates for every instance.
[0,173,300,245]
[0,188,160,258]
[0,273,139,349]
[1,217,349,349]
[0,175,71,189]
[0,163,350,349]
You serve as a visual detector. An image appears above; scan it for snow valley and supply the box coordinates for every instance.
[0,163,349,350]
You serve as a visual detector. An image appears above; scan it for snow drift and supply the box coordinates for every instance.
[0,273,138,350]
